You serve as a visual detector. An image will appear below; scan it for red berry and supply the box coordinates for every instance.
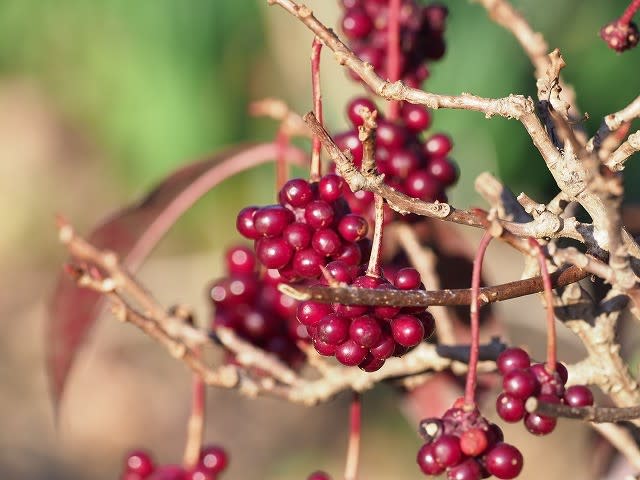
[313,338,338,356]
[312,228,342,256]
[338,214,368,242]
[282,222,313,250]
[417,443,445,475]
[427,157,458,187]
[424,133,452,157]
[349,315,382,348]
[236,206,261,239]
[496,348,530,375]
[496,393,525,423]
[253,205,294,237]
[187,466,216,480]
[292,248,324,278]
[401,104,431,132]
[342,8,373,39]
[307,471,332,480]
[460,428,488,456]
[317,314,350,345]
[377,120,407,150]
[524,411,557,436]
[334,130,363,165]
[358,353,385,372]
[124,450,155,476]
[297,301,332,326]
[564,385,594,407]
[502,368,538,400]
[447,458,481,480]
[335,339,368,366]
[369,330,396,359]
[404,170,441,201]
[346,97,377,127]
[388,149,420,177]
[256,237,293,269]
[304,200,335,229]
[280,178,314,207]
[391,315,424,347]
[147,465,186,480]
[433,434,462,467]
[318,174,345,203]
[333,242,362,266]
[394,267,422,290]
[225,245,256,275]
[485,443,523,479]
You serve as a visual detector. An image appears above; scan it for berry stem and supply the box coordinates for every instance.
[386,0,402,120]
[366,194,385,277]
[463,231,493,408]
[620,0,640,26]
[344,392,362,480]
[275,126,290,191]
[310,36,324,181]
[529,238,557,373]
[183,346,206,469]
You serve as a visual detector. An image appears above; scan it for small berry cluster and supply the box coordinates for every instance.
[121,446,228,480]
[333,97,457,222]
[495,348,594,435]
[417,401,523,479]
[298,263,435,368]
[340,0,448,86]
[208,245,306,367]
[236,174,369,280]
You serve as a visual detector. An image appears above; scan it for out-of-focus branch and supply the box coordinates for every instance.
[605,130,640,171]
[589,95,640,155]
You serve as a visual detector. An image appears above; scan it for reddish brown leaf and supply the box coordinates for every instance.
[47,143,308,413]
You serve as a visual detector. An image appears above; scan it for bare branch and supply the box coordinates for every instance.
[605,130,640,172]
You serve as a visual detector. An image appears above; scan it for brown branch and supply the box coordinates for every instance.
[526,397,640,423]
[589,94,640,155]
[278,264,587,307]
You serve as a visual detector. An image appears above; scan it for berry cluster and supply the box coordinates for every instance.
[236,175,369,281]
[340,0,448,86]
[298,263,435,368]
[121,446,228,480]
[417,401,523,479]
[495,348,594,435]
[333,97,458,221]
[208,245,306,367]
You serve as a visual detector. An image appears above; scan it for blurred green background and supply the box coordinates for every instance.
[1,1,639,479]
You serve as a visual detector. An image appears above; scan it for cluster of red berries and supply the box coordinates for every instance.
[236,174,370,281]
[417,400,523,479]
[340,0,448,86]
[495,348,594,435]
[208,245,306,367]
[121,446,227,480]
[298,263,435,368]
[333,97,457,221]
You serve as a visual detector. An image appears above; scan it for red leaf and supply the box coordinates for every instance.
[47,143,308,413]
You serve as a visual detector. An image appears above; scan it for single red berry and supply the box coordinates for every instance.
[358,353,385,372]
[124,450,155,476]
[335,338,368,366]
[460,428,488,456]
[324,260,354,283]
[496,348,530,375]
[333,242,362,266]
[377,120,407,150]
[388,149,420,177]
[369,330,396,359]
[524,411,557,436]
[253,205,294,237]
[334,130,364,165]
[317,314,350,345]
[313,338,338,356]
[225,245,256,275]
[502,368,538,400]
[199,444,228,473]
[297,301,332,326]
[280,178,314,207]
[391,315,424,347]
[346,97,377,127]
[485,443,523,479]
[305,200,335,229]
[564,385,594,407]
[401,104,431,132]
[255,237,293,269]
[292,248,324,278]
[446,458,481,480]
[403,170,441,201]
[424,133,452,157]
[349,315,382,348]
[372,283,402,318]
[318,174,345,203]
[338,214,368,242]
[417,443,445,475]
[433,434,462,468]
[187,466,216,480]
[342,8,373,39]
[312,228,342,256]
[600,20,639,53]
[427,157,458,187]
[282,222,313,250]
[236,206,261,239]
[496,393,525,423]
[394,268,422,290]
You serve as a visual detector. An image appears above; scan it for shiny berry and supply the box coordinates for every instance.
[324,260,354,283]
[502,369,538,400]
[312,228,342,256]
[318,174,345,203]
[317,314,350,345]
[485,443,523,479]
[376,120,407,150]
[292,248,324,278]
[424,133,452,157]
[188,466,216,480]
[305,200,335,229]
[334,130,363,164]
[313,338,338,356]
[335,339,368,366]
[496,393,525,423]
[496,348,530,375]
[417,443,445,475]
[283,222,313,250]
[333,242,362,266]
[433,434,462,467]
[564,385,594,407]
[524,411,557,436]
[404,170,441,201]
[402,104,431,132]
[347,97,377,126]
[394,268,422,290]
[254,205,294,237]
[297,301,332,326]
[447,458,481,480]
[280,178,314,207]
[369,330,396,359]
[225,245,256,275]
[236,206,260,239]
[358,353,385,372]
[342,8,373,39]
[338,214,368,242]
[428,157,458,187]
[124,450,154,476]
[349,315,382,348]
[391,315,424,347]
[256,238,293,269]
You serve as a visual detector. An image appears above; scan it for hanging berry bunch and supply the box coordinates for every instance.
[333,97,457,221]
[207,245,307,367]
[120,446,228,480]
[236,174,370,280]
[298,262,435,368]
